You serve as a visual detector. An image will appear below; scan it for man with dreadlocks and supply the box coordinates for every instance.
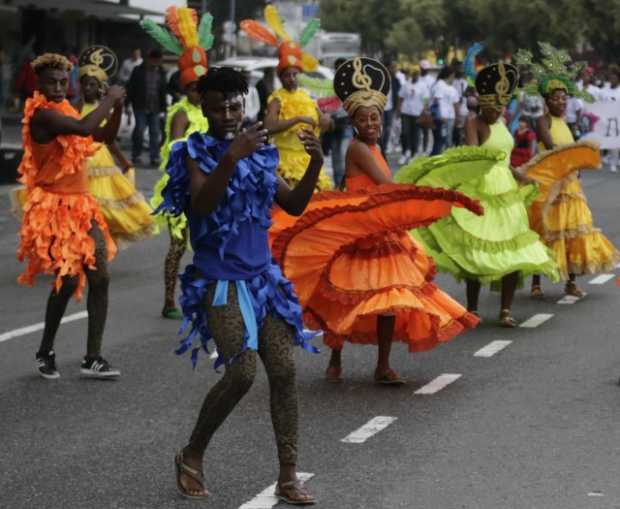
[17,53,125,379]
[157,67,322,504]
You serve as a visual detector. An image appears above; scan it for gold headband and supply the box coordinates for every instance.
[79,64,108,83]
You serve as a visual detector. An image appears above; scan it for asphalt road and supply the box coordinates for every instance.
[1,166,620,509]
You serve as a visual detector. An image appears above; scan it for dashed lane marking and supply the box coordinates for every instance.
[239,473,314,508]
[557,295,581,305]
[474,340,512,358]
[0,311,88,343]
[341,416,397,444]
[414,374,462,395]
[589,274,615,285]
[519,313,553,328]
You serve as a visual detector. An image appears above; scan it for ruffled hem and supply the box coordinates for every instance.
[17,187,117,299]
[175,263,319,367]
[547,231,620,279]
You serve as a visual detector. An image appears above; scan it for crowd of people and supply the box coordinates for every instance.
[8,4,620,506]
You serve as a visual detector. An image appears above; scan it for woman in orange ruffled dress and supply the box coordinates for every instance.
[17,53,125,380]
[271,58,480,384]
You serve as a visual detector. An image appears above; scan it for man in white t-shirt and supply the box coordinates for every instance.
[119,48,143,84]
[430,67,459,155]
[418,60,435,153]
[452,61,469,146]
[597,69,620,172]
[397,69,430,164]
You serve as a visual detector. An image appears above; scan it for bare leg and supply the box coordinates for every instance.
[163,225,187,316]
[500,272,518,327]
[531,274,543,297]
[375,315,404,384]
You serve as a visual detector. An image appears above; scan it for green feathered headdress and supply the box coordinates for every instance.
[514,42,592,101]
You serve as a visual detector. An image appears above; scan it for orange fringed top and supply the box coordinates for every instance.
[16,92,116,299]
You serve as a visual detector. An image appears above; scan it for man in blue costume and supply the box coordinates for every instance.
[158,67,322,504]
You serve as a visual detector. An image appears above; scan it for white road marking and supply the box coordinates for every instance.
[557,295,581,305]
[341,416,397,444]
[0,311,88,344]
[587,491,604,497]
[474,340,512,358]
[589,274,615,285]
[519,313,554,328]
[414,374,462,395]
[239,473,314,509]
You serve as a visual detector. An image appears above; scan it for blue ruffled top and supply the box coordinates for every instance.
[158,132,319,367]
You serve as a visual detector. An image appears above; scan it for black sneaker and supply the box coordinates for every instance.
[80,357,120,379]
[36,350,60,380]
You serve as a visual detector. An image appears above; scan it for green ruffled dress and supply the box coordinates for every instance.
[395,121,559,284]
[150,97,209,239]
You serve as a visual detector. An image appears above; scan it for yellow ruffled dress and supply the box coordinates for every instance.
[268,88,332,190]
[528,116,619,279]
[82,102,155,247]
[150,97,209,239]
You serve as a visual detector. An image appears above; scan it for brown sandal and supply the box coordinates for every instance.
[275,480,316,505]
[530,285,544,298]
[565,281,585,298]
[374,368,406,385]
[325,365,343,383]
[175,450,209,500]
[499,309,517,328]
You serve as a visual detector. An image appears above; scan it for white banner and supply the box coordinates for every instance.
[580,101,620,149]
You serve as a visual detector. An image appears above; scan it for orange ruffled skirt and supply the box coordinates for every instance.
[270,185,480,352]
[17,186,116,299]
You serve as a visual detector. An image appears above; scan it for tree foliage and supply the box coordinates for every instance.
[319,0,613,62]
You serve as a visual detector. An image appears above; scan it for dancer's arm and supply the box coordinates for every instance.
[188,123,269,216]
[31,85,125,144]
[107,140,132,173]
[275,129,323,216]
[536,115,554,150]
[347,141,391,185]
[464,114,479,146]
[264,99,315,134]
[100,102,123,144]
[170,110,190,141]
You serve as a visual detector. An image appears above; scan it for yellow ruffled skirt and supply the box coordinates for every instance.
[87,146,155,247]
[528,177,619,279]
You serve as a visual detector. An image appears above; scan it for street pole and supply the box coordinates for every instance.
[201,0,207,14]
[229,0,236,57]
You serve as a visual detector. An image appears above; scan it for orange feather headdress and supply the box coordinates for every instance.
[141,6,214,87]
[241,5,320,73]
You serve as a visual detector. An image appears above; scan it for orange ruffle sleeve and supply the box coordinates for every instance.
[16,92,116,299]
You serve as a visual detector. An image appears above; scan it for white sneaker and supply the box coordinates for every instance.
[80,357,120,379]
[610,165,618,173]
[398,150,411,165]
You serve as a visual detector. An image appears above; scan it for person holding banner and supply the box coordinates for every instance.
[515,44,620,298]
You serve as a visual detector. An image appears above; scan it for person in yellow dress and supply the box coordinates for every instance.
[141,6,212,319]
[516,43,620,297]
[241,5,332,190]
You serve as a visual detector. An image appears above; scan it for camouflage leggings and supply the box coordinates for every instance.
[189,282,299,465]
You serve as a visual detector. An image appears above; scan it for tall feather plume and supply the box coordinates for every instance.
[265,5,290,41]
[198,13,214,51]
[299,19,320,48]
[166,6,199,49]
[140,19,183,55]
[464,42,483,81]
[240,20,279,47]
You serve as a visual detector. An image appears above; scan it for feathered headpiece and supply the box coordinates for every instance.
[514,42,591,101]
[464,42,484,85]
[141,6,214,87]
[240,5,319,73]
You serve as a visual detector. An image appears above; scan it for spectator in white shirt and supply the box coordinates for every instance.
[597,69,620,172]
[397,69,430,164]
[119,48,143,85]
[451,60,469,146]
[418,60,435,153]
[430,66,459,155]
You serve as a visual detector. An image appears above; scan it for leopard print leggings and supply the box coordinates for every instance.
[188,282,298,465]
[38,222,109,359]
[163,225,188,310]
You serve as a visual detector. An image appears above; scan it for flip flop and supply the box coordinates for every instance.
[499,309,517,328]
[374,368,406,385]
[174,450,209,500]
[275,480,316,506]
